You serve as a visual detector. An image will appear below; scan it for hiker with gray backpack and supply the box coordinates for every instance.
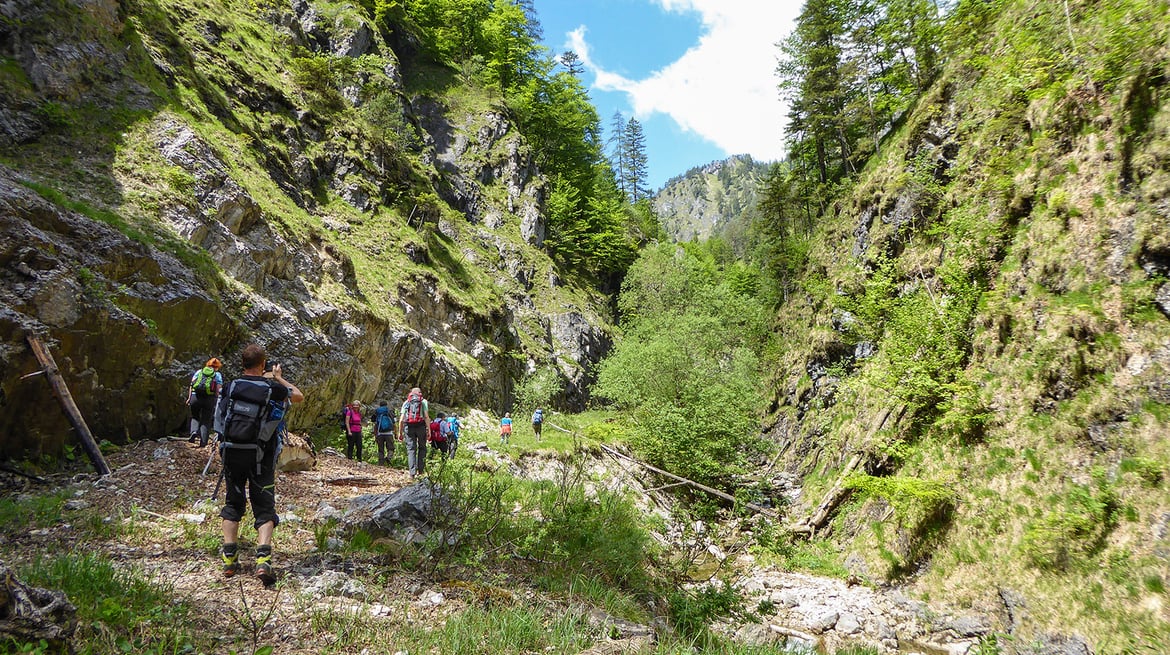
[399,387,430,479]
[213,343,304,584]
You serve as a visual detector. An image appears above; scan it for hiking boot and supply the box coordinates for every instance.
[189,434,197,444]
[256,561,275,584]
[222,552,240,578]
[255,553,275,584]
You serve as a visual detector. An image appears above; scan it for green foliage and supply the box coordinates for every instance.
[665,581,744,643]
[845,473,956,525]
[752,525,848,578]
[416,457,655,594]
[844,257,982,413]
[777,0,940,196]
[1120,457,1163,487]
[1020,482,1120,571]
[513,366,563,414]
[360,90,417,151]
[18,554,199,654]
[596,243,771,488]
[289,53,356,112]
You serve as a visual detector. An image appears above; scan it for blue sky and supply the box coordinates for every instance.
[533,0,801,190]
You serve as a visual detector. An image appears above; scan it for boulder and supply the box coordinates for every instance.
[277,433,317,472]
[1023,634,1094,655]
[303,570,368,600]
[344,483,458,545]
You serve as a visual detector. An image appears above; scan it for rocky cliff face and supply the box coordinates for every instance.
[764,2,1170,650]
[0,0,610,458]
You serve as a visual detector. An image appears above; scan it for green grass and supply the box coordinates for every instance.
[537,574,649,624]
[16,553,203,655]
[0,489,70,531]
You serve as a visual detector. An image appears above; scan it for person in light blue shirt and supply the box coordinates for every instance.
[499,413,512,444]
[446,414,461,458]
[531,408,543,442]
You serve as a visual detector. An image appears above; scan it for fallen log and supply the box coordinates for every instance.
[25,334,111,476]
[327,476,379,487]
[599,444,780,519]
[788,404,906,537]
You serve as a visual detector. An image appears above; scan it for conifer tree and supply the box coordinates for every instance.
[559,50,584,77]
[608,110,628,199]
[622,117,650,202]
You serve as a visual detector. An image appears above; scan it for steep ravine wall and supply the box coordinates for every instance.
[763,2,1170,650]
[0,0,611,458]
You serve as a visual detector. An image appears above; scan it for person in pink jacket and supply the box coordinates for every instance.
[343,400,364,461]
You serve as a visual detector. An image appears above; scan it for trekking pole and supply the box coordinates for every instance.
[211,465,225,501]
[201,435,219,476]
[209,438,225,501]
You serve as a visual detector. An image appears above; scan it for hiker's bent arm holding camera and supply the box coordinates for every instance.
[271,363,304,404]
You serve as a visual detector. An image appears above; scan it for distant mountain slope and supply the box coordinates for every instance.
[653,155,771,242]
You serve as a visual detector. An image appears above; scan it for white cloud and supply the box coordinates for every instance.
[566,1,798,162]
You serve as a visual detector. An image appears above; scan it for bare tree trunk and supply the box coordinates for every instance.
[25,334,111,476]
[599,444,780,519]
[789,404,906,536]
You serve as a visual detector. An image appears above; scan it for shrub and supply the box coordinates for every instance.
[666,581,744,642]
[1020,483,1119,570]
[1120,456,1162,487]
[844,473,955,526]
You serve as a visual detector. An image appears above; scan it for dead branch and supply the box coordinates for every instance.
[326,476,379,487]
[788,404,906,537]
[599,444,780,519]
[25,334,111,476]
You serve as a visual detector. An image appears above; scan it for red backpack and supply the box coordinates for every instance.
[429,418,444,441]
[404,390,425,424]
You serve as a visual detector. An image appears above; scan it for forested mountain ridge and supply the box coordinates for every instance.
[753,0,1170,649]
[653,154,771,243]
[0,0,641,457]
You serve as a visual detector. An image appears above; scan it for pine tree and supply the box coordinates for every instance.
[623,117,650,202]
[559,50,584,77]
[515,0,543,42]
[607,110,628,199]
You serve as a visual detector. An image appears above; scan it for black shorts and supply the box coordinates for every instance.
[219,446,278,529]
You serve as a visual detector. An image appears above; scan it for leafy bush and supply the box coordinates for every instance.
[1020,483,1119,570]
[513,366,564,415]
[665,581,744,643]
[595,243,770,488]
[845,473,956,525]
[420,456,655,594]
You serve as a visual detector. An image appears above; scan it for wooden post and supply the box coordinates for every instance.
[25,334,111,476]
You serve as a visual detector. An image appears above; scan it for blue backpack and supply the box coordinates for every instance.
[376,408,394,433]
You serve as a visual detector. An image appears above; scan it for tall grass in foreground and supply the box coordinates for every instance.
[13,553,203,655]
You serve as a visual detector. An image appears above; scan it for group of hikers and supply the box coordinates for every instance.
[185,345,546,585]
[340,396,462,471]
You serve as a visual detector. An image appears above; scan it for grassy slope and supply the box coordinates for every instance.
[770,0,1170,648]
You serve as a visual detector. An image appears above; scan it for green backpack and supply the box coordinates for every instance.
[192,366,219,397]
